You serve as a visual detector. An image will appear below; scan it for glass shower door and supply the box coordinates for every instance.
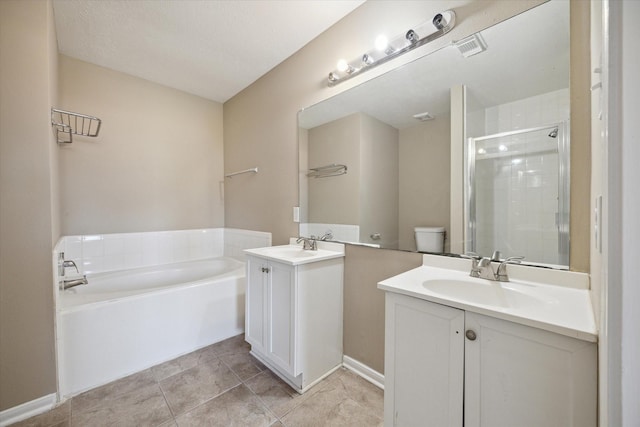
[466,122,569,267]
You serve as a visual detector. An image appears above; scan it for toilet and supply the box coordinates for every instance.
[414,226,445,253]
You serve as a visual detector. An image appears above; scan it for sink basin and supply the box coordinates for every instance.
[423,278,541,308]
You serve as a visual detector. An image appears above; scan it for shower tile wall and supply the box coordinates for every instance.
[475,89,569,266]
[55,228,271,275]
[484,88,569,135]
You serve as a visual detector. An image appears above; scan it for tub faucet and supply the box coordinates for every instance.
[58,252,80,277]
[296,236,317,250]
[62,275,88,290]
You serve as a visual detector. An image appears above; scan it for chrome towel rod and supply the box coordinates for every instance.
[307,163,347,178]
[225,167,258,178]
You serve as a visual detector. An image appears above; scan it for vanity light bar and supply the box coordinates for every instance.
[327,10,456,87]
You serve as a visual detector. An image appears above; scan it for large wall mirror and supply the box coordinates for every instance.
[298,1,571,268]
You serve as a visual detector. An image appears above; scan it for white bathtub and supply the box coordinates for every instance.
[57,257,246,398]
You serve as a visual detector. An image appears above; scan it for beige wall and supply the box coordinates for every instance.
[399,114,451,251]
[224,0,551,369]
[359,114,399,248]
[307,113,399,247]
[0,0,59,410]
[308,114,361,225]
[569,0,591,272]
[343,245,423,374]
[58,56,224,235]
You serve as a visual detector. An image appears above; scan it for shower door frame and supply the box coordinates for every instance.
[464,121,570,267]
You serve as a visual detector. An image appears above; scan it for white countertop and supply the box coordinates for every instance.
[244,242,344,266]
[378,258,597,342]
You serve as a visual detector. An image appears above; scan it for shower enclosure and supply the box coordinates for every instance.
[465,122,570,267]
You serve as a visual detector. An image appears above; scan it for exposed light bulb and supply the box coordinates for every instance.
[499,144,508,152]
[362,53,374,66]
[337,59,349,72]
[375,35,388,52]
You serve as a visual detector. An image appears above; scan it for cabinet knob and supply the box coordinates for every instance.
[465,330,477,341]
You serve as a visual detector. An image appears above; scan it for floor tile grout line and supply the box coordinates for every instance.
[169,377,245,420]
[240,377,285,425]
[157,379,178,424]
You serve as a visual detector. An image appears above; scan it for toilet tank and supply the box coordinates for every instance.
[414,226,445,253]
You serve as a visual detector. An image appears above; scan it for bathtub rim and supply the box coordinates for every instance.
[57,256,246,313]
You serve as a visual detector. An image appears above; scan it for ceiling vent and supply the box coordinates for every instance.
[413,111,434,122]
[455,33,487,58]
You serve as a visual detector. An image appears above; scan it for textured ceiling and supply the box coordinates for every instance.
[53,0,365,103]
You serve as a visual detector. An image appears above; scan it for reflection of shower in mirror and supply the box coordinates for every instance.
[466,114,570,268]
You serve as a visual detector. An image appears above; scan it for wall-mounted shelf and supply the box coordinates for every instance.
[51,108,102,144]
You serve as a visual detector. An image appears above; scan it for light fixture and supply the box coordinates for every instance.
[374,35,389,51]
[405,29,419,45]
[499,144,508,152]
[328,10,456,86]
[336,59,355,74]
[362,53,375,65]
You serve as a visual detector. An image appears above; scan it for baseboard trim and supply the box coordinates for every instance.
[0,393,57,427]
[342,355,384,390]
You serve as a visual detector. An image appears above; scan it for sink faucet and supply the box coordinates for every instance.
[495,256,525,282]
[316,230,333,241]
[462,252,524,282]
[296,236,317,250]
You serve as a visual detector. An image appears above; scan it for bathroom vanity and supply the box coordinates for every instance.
[379,255,597,427]
[244,241,344,393]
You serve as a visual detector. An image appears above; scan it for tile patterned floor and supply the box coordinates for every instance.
[12,335,383,427]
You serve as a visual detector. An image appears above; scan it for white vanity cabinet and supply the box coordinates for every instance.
[384,292,597,427]
[244,249,344,393]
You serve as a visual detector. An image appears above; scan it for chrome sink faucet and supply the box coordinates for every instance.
[296,236,318,251]
[316,230,333,241]
[462,251,524,282]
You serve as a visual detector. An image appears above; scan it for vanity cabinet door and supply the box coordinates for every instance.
[245,256,267,354]
[464,312,597,427]
[266,261,297,377]
[384,293,465,427]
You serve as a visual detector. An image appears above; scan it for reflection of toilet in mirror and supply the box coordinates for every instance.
[414,226,445,253]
